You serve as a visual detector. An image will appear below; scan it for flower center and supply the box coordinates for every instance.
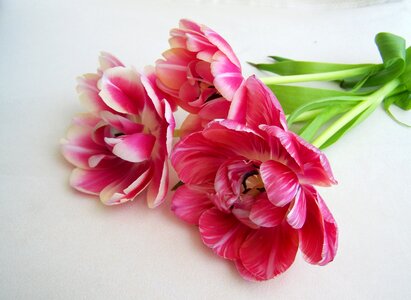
[242,171,265,196]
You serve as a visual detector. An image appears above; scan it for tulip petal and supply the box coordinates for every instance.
[249,194,288,227]
[70,163,128,195]
[202,120,271,162]
[212,51,243,101]
[286,188,307,229]
[98,52,124,71]
[239,224,299,280]
[105,133,155,163]
[99,67,146,115]
[199,208,251,260]
[235,260,264,282]
[260,160,299,207]
[146,158,168,208]
[228,76,287,130]
[100,111,144,135]
[171,185,214,225]
[171,132,236,186]
[298,186,338,265]
[262,126,336,186]
[100,165,152,205]
[214,159,256,212]
[180,114,204,138]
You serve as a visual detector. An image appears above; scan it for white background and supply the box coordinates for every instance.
[1,0,410,299]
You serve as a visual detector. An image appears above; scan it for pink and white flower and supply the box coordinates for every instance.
[155,19,244,137]
[170,76,338,281]
[62,54,175,207]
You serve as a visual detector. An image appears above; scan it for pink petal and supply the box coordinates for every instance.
[261,126,336,186]
[77,74,114,114]
[239,224,299,280]
[105,133,156,163]
[214,159,256,212]
[69,163,128,195]
[99,111,144,135]
[146,158,169,208]
[185,32,213,52]
[171,185,213,225]
[100,164,152,205]
[228,76,287,130]
[231,194,260,229]
[202,120,271,162]
[98,52,124,72]
[235,260,264,282]
[249,194,288,227]
[180,114,204,138]
[211,51,243,101]
[99,67,146,115]
[260,160,299,207]
[286,188,307,229]
[171,131,236,186]
[199,208,251,260]
[197,97,230,121]
[298,186,338,265]
[155,61,188,91]
[203,27,241,68]
[179,19,202,32]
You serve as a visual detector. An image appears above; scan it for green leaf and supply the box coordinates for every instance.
[249,60,374,76]
[383,93,411,127]
[400,47,411,90]
[320,101,380,149]
[266,84,357,115]
[360,32,407,87]
[287,96,363,126]
[298,106,350,142]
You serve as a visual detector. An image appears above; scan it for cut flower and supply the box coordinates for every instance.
[62,54,175,207]
[171,76,338,281]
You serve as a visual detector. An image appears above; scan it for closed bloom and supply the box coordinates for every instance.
[61,54,175,207]
[171,76,338,281]
[155,19,243,137]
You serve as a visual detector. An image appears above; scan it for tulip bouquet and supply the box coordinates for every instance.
[61,19,410,281]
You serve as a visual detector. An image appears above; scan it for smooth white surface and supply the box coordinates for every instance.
[1,0,410,299]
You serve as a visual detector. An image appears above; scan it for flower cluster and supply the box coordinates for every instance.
[62,19,338,281]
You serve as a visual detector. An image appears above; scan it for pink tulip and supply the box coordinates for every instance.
[156,19,243,136]
[62,53,175,207]
[171,76,337,281]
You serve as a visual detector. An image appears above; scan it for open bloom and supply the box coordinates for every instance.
[171,76,337,281]
[155,19,244,136]
[62,54,175,207]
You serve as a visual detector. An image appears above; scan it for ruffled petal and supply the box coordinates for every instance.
[105,133,156,163]
[286,187,307,229]
[234,260,264,282]
[249,193,288,227]
[228,76,287,130]
[298,186,338,265]
[99,67,146,115]
[239,224,299,280]
[202,120,271,162]
[100,164,152,205]
[211,51,243,101]
[146,158,169,208]
[214,159,256,212]
[260,160,299,207]
[98,52,124,71]
[199,208,251,260]
[171,185,213,225]
[171,131,236,186]
[261,126,336,186]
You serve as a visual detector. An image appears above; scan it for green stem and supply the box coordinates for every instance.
[260,66,375,85]
[312,79,401,148]
[286,109,324,123]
